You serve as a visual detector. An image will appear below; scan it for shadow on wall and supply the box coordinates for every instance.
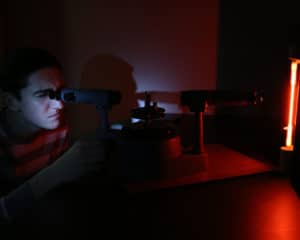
[68,53,138,139]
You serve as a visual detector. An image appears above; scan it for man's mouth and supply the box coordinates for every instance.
[48,113,60,119]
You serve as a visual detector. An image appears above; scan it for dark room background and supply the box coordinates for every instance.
[1,0,297,163]
[1,0,219,138]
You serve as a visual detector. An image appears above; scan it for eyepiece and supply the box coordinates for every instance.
[48,89,62,100]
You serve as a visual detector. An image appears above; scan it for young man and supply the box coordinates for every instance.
[0,48,106,223]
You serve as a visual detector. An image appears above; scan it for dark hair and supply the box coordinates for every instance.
[0,48,62,99]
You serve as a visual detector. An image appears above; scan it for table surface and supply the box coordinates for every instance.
[124,145,300,240]
[128,172,300,240]
[127,144,274,192]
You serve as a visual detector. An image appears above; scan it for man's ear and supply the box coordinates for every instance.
[5,93,21,112]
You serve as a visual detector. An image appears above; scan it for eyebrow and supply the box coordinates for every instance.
[33,88,54,95]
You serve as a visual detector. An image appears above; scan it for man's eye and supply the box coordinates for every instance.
[35,92,49,97]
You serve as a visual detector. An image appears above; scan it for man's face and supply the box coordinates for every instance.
[18,67,65,130]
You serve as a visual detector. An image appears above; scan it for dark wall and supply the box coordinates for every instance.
[4,0,64,60]
[0,0,6,58]
[60,0,219,138]
[217,1,289,115]
[216,1,294,163]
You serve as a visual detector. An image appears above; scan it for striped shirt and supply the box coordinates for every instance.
[0,124,69,179]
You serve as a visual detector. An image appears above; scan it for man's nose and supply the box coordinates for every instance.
[51,99,64,109]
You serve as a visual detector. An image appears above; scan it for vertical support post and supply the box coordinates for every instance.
[193,111,205,154]
[97,105,109,131]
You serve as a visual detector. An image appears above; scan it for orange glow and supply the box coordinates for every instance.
[285,60,299,147]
